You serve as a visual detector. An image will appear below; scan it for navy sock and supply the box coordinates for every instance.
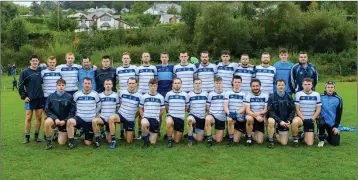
[207,135,212,141]
[25,133,30,139]
[269,137,274,143]
[293,136,299,142]
[111,135,115,141]
[34,130,39,138]
[142,133,148,143]
[46,136,52,144]
[229,134,234,141]
[69,138,75,144]
[120,129,124,135]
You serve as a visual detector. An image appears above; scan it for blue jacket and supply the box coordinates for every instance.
[320,91,343,128]
[45,92,76,121]
[267,91,295,123]
[78,67,96,91]
[273,60,294,93]
[290,62,318,92]
[18,67,44,100]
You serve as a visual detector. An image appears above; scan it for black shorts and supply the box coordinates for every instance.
[211,115,225,130]
[51,118,67,132]
[253,119,265,133]
[25,97,46,110]
[66,91,77,96]
[146,118,159,133]
[74,116,93,140]
[43,97,48,109]
[118,113,135,131]
[100,117,110,132]
[278,121,289,132]
[189,114,205,130]
[168,115,184,132]
[234,119,246,133]
[303,119,315,132]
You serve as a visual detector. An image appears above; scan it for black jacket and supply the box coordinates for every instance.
[45,92,76,121]
[267,92,295,123]
[18,67,44,100]
[95,67,117,93]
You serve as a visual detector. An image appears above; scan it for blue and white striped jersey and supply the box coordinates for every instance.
[118,90,142,121]
[255,65,276,94]
[173,64,197,92]
[41,68,62,97]
[99,92,119,122]
[137,65,157,94]
[224,90,246,112]
[139,93,165,121]
[165,91,189,120]
[116,65,137,91]
[195,63,218,92]
[234,66,255,93]
[244,92,269,113]
[295,91,322,119]
[207,90,226,121]
[188,91,208,119]
[73,90,101,122]
[57,64,82,91]
[217,62,238,92]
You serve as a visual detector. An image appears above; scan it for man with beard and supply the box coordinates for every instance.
[195,51,218,92]
[234,54,255,93]
[255,53,276,95]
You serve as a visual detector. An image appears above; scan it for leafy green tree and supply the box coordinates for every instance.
[47,10,77,31]
[1,2,19,22]
[131,2,151,14]
[6,17,29,51]
[181,2,201,42]
[30,1,44,16]
[167,5,178,14]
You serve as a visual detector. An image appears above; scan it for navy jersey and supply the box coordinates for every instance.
[18,67,44,100]
[156,64,174,93]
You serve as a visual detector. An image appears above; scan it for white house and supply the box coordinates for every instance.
[74,12,132,32]
[143,3,181,15]
[159,14,181,24]
[88,7,117,14]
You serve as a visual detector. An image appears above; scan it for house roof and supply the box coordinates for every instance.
[146,3,182,13]
[67,13,85,18]
[86,12,113,19]
[78,23,89,29]
[113,15,121,19]
[100,22,111,27]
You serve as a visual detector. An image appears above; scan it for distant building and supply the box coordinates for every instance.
[121,8,130,13]
[73,12,132,32]
[143,3,181,15]
[159,14,181,24]
[87,7,117,14]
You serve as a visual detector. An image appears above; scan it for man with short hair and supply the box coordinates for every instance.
[140,78,165,148]
[165,78,189,148]
[173,51,197,93]
[291,78,321,147]
[156,52,174,137]
[216,50,238,92]
[43,79,76,150]
[137,52,157,139]
[244,79,269,146]
[116,52,138,139]
[57,52,82,96]
[195,51,218,92]
[19,55,45,143]
[273,48,294,93]
[205,77,226,147]
[224,76,246,146]
[234,54,255,93]
[78,56,96,91]
[318,81,343,147]
[108,77,142,148]
[187,78,208,145]
[92,79,119,148]
[95,55,117,93]
[267,79,295,148]
[255,52,276,95]
[291,51,318,93]
[66,78,101,149]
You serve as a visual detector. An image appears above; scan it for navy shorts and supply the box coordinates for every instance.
[168,115,184,132]
[278,121,289,132]
[303,119,315,132]
[253,119,265,133]
[74,116,93,140]
[118,113,135,131]
[145,118,160,133]
[25,97,46,110]
[189,114,205,130]
[234,119,246,133]
[211,115,225,130]
[51,118,67,132]
[100,117,110,132]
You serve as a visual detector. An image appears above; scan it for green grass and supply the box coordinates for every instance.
[1,75,356,180]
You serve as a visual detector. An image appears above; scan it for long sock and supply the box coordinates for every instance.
[207,134,212,141]
[95,134,100,142]
[142,133,148,143]
[188,132,193,140]
[111,135,115,142]
[46,136,52,144]
[25,132,30,139]
[229,134,234,142]
[168,135,173,141]
[69,138,75,144]
[120,128,124,136]
[293,136,299,143]
[247,136,252,143]
[34,130,39,138]
[268,137,274,143]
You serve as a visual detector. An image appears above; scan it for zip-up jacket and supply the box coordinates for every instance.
[18,67,44,100]
[95,67,117,93]
[268,91,295,123]
[290,62,318,92]
[273,60,294,93]
[45,92,76,121]
[320,91,343,128]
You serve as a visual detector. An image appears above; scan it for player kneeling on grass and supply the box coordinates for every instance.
[267,79,295,148]
[205,77,226,147]
[224,76,246,146]
[244,79,269,146]
[140,78,165,148]
[165,78,189,148]
[92,79,120,148]
[317,81,343,147]
[66,78,101,149]
[44,79,76,150]
[291,78,321,147]
[187,78,208,146]
[107,77,142,149]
